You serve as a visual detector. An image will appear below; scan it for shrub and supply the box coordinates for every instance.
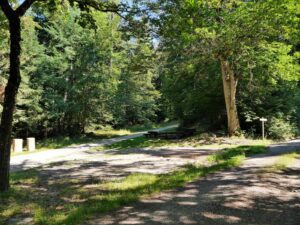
[268,116,296,140]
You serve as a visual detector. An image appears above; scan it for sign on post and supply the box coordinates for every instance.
[260,118,268,140]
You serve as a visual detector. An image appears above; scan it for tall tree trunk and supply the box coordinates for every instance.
[220,58,240,136]
[0,17,21,192]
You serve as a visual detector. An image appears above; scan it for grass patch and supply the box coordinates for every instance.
[207,145,267,163]
[97,136,172,151]
[97,134,271,151]
[262,151,300,173]
[126,121,177,132]
[1,145,266,225]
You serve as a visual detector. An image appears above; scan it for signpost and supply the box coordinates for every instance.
[260,118,268,140]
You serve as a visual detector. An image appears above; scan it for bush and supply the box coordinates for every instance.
[268,116,296,140]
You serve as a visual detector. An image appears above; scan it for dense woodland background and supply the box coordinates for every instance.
[0,0,299,140]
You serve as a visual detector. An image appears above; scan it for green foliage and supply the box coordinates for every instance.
[150,0,300,135]
[113,39,160,126]
[1,0,300,140]
[2,5,160,138]
[13,16,45,136]
[32,8,118,134]
[268,115,296,140]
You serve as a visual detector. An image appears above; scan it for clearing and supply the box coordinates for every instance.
[1,130,299,225]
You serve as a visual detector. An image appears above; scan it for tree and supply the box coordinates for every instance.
[32,7,120,135]
[0,0,121,192]
[113,38,160,126]
[154,0,299,135]
[13,15,44,137]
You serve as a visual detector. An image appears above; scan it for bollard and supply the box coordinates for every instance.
[12,139,23,153]
[27,137,36,152]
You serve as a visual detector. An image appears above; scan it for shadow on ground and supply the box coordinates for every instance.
[87,159,300,225]
[11,147,222,182]
[2,146,299,225]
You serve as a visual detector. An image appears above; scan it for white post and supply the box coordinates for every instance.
[260,118,268,140]
[26,137,36,152]
[262,121,265,140]
[12,139,23,153]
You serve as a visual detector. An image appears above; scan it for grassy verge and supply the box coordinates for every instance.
[96,135,271,151]
[261,151,300,173]
[1,145,266,225]
[96,136,172,151]
[125,121,177,132]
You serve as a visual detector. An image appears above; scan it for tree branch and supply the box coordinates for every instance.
[73,0,120,12]
[16,0,38,16]
[0,0,15,20]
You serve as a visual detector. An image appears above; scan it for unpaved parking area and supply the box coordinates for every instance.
[19,147,219,183]
[87,157,300,225]
[86,143,300,225]
[10,125,177,172]
[8,135,300,225]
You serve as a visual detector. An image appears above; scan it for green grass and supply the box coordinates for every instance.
[125,121,177,132]
[97,134,271,151]
[97,136,172,151]
[262,151,300,173]
[207,145,267,163]
[1,145,266,225]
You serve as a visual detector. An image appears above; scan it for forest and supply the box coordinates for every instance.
[0,0,299,192]
[0,1,300,224]
[1,0,299,140]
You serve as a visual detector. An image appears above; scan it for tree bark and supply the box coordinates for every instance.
[0,17,21,192]
[220,58,240,136]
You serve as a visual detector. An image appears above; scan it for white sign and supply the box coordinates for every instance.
[260,117,267,140]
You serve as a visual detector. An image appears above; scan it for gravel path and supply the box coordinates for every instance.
[10,124,221,184]
[10,125,178,172]
[86,140,300,225]
[10,132,300,225]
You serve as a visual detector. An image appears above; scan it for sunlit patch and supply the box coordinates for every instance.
[141,198,167,204]
[119,218,145,224]
[184,188,199,194]
[223,199,254,209]
[177,201,198,206]
[176,193,197,198]
[179,215,197,224]
[202,212,241,223]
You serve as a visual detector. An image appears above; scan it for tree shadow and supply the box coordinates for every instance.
[2,146,299,225]
[87,160,300,225]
